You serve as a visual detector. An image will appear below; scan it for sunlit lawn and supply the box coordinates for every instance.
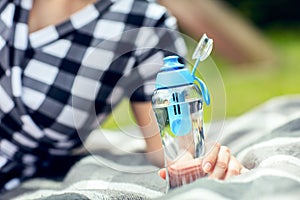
[219,29,300,116]
[102,29,300,129]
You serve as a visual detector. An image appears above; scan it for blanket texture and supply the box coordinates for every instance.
[2,95,300,200]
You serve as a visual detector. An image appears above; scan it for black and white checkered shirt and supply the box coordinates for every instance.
[0,0,186,191]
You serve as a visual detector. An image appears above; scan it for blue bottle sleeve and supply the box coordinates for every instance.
[167,91,192,136]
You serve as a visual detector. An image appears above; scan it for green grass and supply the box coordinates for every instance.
[218,29,300,116]
[102,28,300,128]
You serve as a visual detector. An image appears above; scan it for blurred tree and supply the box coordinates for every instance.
[225,0,300,28]
[159,0,276,66]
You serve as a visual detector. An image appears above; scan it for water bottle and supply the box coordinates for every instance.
[152,34,212,191]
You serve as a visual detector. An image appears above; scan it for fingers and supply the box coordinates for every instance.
[158,143,248,184]
[202,142,221,173]
[158,168,166,180]
[168,159,205,187]
[209,146,231,179]
[224,156,241,179]
[202,143,247,180]
[158,159,203,181]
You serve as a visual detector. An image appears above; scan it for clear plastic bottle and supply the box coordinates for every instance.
[152,55,210,192]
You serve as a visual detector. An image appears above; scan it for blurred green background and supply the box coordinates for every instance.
[215,28,300,116]
[215,0,300,116]
[103,0,300,128]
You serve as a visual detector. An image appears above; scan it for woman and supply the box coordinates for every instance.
[0,0,245,192]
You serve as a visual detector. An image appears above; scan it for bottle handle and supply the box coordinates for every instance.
[194,77,210,105]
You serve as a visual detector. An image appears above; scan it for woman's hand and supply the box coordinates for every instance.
[200,143,247,179]
[130,102,248,183]
[159,143,248,186]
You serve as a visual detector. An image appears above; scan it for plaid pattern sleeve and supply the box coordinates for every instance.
[0,0,186,191]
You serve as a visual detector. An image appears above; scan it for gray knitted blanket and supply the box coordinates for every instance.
[3,95,300,200]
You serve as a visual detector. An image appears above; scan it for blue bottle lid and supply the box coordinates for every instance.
[155,55,210,105]
[155,56,194,89]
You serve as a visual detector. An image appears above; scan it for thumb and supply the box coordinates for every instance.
[158,168,166,180]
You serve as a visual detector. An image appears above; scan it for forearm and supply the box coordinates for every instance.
[144,133,165,168]
[130,101,165,167]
